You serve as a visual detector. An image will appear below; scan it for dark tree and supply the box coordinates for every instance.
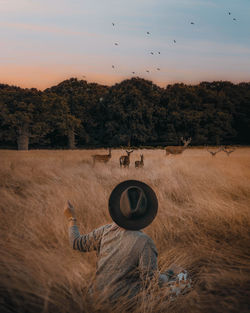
[45,78,108,147]
[0,85,50,150]
[103,78,161,146]
[0,79,249,148]
[43,92,81,149]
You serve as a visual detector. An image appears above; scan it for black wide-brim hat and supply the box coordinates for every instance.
[109,180,158,230]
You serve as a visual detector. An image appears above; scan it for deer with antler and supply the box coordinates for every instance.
[222,146,236,156]
[120,150,133,168]
[206,147,222,157]
[92,148,112,166]
[135,154,144,168]
[165,137,192,156]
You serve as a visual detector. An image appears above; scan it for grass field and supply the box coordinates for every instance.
[0,148,250,313]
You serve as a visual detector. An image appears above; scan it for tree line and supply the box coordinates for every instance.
[0,77,249,150]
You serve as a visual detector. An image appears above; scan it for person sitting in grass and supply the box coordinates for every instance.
[64,180,191,304]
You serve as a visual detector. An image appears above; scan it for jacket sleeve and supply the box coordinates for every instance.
[69,225,107,252]
[139,237,168,286]
[138,237,158,281]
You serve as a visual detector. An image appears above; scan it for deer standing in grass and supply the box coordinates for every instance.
[165,137,192,156]
[222,147,236,156]
[135,154,144,168]
[206,147,222,157]
[92,148,112,166]
[120,150,133,168]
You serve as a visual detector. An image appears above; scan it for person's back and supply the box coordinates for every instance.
[96,224,158,300]
[70,223,158,301]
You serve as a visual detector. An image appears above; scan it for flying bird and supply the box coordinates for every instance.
[150,52,154,55]
[112,65,115,69]
[173,40,176,43]
[157,68,160,71]
[191,22,195,25]
[112,22,115,26]
[158,51,161,54]
[146,31,150,35]
[146,70,150,73]
[132,72,135,74]
[228,12,231,15]
[233,18,237,21]
[114,42,119,46]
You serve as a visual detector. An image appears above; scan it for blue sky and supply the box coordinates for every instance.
[0,0,250,89]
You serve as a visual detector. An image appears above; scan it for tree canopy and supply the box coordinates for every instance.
[0,78,249,149]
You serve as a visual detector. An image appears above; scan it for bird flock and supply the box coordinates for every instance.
[109,10,238,78]
[228,11,237,21]
[111,23,165,75]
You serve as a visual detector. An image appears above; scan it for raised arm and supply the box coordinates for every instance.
[64,200,106,252]
[69,224,106,252]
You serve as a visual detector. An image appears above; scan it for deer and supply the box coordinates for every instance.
[135,154,144,168]
[165,137,192,156]
[92,148,112,166]
[119,150,133,168]
[222,146,236,156]
[206,146,222,157]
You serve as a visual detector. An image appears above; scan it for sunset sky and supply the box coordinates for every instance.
[1,0,250,89]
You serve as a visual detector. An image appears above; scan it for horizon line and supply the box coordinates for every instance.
[1,76,250,91]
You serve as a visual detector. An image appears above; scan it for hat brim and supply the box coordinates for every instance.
[109,180,158,230]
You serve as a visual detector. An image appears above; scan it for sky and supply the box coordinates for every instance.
[0,0,250,89]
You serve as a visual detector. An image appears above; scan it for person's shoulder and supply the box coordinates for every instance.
[141,233,156,247]
[100,224,114,231]
[129,231,158,254]
[93,224,112,234]
[104,223,114,229]
[127,230,154,243]
[136,232,157,250]
[101,223,117,233]
[140,233,158,255]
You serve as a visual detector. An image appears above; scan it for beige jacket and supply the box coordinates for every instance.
[69,223,167,302]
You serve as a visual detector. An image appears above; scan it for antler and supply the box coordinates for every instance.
[206,146,222,156]
[222,146,236,156]
[223,147,235,152]
[126,150,133,154]
[181,137,192,144]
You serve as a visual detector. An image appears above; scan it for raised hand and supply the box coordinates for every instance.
[64,200,76,220]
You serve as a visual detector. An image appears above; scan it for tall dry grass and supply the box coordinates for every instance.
[0,148,250,313]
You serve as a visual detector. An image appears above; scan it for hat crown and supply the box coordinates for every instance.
[109,180,158,230]
[120,187,147,219]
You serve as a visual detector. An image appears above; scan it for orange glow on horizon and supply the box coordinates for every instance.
[0,64,121,90]
[0,64,248,90]
[0,65,171,89]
